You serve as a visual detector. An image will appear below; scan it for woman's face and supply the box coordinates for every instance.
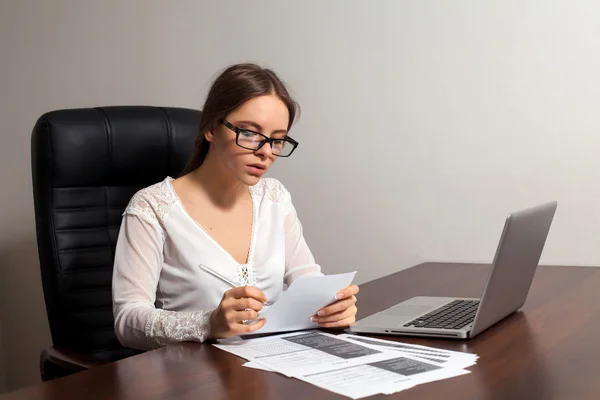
[205,94,290,186]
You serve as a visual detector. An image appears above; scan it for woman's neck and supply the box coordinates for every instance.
[189,154,248,209]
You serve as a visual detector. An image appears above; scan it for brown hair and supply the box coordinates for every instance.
[181,63,300,175]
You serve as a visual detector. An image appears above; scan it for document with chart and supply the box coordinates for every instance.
[338,334,479,369]
[214,330,399,376]
[213,331,471,399]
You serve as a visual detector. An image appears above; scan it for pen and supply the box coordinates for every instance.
[198,263,238,288]
[198,264,277,307]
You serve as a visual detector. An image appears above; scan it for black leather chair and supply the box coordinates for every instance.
[31,105,201,381]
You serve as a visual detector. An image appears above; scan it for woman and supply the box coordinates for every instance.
[112,63,359,350]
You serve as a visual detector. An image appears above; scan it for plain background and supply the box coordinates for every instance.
[1,0,599,392]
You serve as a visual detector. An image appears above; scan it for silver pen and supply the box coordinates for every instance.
[198,263,238,288]
[198,264,277,307]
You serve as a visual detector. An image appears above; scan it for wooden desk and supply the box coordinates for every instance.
[3,262,600,399]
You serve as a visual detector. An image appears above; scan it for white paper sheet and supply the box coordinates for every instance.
[215,331,472,399]
[244,350,471,399]
[298,364,414,399]
[339,334,478,369]
[244,335,477,370]
[215,330,402,377]
[243,361,274,372]
[296,352,469,399]
[243,272,356,336]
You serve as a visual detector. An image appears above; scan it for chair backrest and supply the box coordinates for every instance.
[31,105,200,361]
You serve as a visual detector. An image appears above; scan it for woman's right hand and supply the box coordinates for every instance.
[208,286,268,339]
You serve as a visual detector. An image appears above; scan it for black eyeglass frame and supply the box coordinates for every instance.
[221,119,299,157]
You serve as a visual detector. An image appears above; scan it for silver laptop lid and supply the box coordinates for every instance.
[470,201,557,337]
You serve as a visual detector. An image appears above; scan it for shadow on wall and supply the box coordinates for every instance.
[0,236,51,392]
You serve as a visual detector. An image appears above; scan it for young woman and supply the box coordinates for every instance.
[112,63,359,350]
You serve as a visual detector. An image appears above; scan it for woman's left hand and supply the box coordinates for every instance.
[311,284,359,328]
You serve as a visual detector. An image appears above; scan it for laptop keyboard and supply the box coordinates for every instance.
[403,300,480,330]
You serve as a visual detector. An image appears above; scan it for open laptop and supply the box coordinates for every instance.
[348,201,558,340]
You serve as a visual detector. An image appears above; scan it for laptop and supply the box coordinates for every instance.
[348,201,558,340]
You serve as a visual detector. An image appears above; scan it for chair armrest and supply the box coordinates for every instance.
[41,346,105,371]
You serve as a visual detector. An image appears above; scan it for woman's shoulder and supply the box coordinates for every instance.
[250,177,291,205]
[123,177,178,225]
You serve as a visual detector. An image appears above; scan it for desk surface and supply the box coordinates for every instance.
[3,262,600,400]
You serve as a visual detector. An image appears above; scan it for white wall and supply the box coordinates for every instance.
[1,0,599,391]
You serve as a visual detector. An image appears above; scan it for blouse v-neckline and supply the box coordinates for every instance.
[165,177,257,267]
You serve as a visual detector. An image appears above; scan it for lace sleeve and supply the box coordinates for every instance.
[145,309,213,347]
[112,214,213,350]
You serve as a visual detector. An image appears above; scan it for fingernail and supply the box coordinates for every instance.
[318,310,325,316]
[335,293,344,300]
[311,316,317,322]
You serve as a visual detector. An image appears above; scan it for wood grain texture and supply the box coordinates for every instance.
[2,262,599,400]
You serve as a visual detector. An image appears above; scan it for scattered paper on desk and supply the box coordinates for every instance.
[214,330,473,399]
[243,361,274,372]
[300,355,470,399]
[215,330,400,377]
[243,272,356,336]
[339,334,479,369]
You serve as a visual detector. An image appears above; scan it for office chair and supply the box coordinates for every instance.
[31,105,200,381]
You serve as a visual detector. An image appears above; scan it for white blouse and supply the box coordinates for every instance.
[112,176,322,350]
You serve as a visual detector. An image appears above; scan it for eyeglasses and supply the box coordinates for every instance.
[221,119,299,157]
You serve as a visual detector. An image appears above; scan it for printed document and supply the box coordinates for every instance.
[299,355,470,399]
[215,330,399,377]
[214,331,470,399]
[339,334,478,369]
